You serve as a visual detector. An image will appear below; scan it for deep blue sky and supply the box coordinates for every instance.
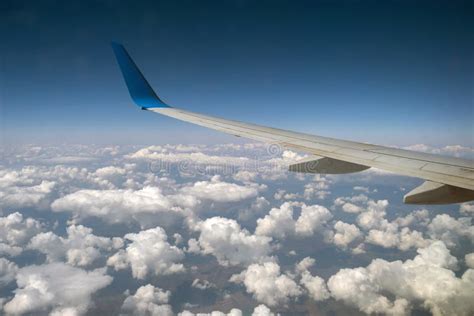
[1,0,473,146]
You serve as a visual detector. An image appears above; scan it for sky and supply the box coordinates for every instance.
[1,0,473,146]
[0,2,474,316]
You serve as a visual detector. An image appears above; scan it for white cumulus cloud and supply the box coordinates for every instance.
[328,241,474,316]
[28,225,123,267]
[121,284,173,316]
[189,217,273,266]
[108,227,185,279]
[0,212,43,257]
[255,202,332,239]
[3,262,112,315]
[230,261,302,306]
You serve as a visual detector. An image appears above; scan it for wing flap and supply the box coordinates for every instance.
[289,156,370,174]
[404,181,474,204]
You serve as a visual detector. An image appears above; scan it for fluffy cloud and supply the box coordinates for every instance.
[466,253,474,269]
[188,217,273,266]
[0,180,55,208]
[255,202,332,239]
[346,199,431,251]
[294,257,330,302]
[28,225,123,267]
[51,186,187,225]
[295,204,333,236]
[0,212,43,257]
[328,241,474,315]
[393,209,430,227]
[356,200,389,230]
[121,284,173,316]
[252,305,275,316]
[427,214,474,248]
[191,278,216,290]
[366,225,429,251]
[51,176,262,225]
[233,170,258,182]
[179,309,243,316]
[460,203,474,215]
[331,221,363,249]
[128,145,251,167]
[107,227,185,279]
[255,202,297,239]
[0,258,18,286]
[295,257,315,274]
[300,271,330,302]
[180,175,260,203]
[3,263,112,315]
[333,194,369,213]
[230,261,302,306]
[303,176,331,200]
[402,144,474,158]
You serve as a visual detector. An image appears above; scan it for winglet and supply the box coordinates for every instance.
[111,42,170,109]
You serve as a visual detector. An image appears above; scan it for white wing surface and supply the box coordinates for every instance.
[112,43,474,204]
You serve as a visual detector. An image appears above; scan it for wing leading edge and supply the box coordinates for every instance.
[112,43,474,204]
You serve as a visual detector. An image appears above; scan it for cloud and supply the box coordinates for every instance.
[353,186,370,193]
[356,200,389,230]
[252,305,275,316]
[3,263,112,315]
[108,227,185,279]
[128,145,252,167]
[51,175,262,226]
[466,253,474,269]
[273,189,302,201]
[255,202,332,239]
[295,204,333,236]
[0,258,18,286]
[0,179,55,208]
[460,203,474,215]
[330,221,363,249]
[178,309,243,316]
[255,202,297,239]
[402,144,474,159]
[333,194,368,213]
[295,257,315,274]
[427,214,473,248]
[191,278,216,290]
[93,166,127,179]
[237,197,270,221]
[328,241,474,315]
[354,202,431,251]
[233,170,258,182]
[121,284,173,316]
[230,261,302,306]
[366,226,429,251]
[180,175,260,203]
[294,257,330,302]
[393,209,430,227]
[0,212,43,257]
[51,186,187,225]
[302,176,331,200]
[188,217,273,266]
[28,225,123,267]
[300,271,330,302]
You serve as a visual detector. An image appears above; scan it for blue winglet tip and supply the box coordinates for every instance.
[111,42,170,109]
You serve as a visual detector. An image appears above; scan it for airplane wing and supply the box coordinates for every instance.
[111,43,474,205]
